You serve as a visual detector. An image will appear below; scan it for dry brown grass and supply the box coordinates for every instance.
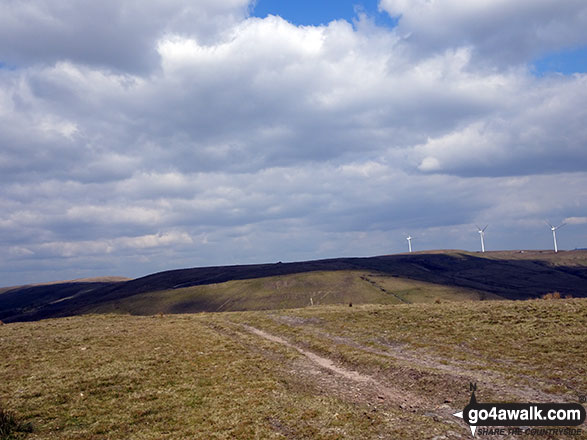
[1,299,586,439]
[542,291,562,299]
[227,299,587,408]
[1,314,433,439]
[0,405,33,439]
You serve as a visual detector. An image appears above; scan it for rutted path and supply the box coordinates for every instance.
[317,332,570,404]
[242,324,432,413]
[244,325,375,384]
[234,322,480,439]
[239,320,578,440]
[268,314,575,404]
[359,275,411,304]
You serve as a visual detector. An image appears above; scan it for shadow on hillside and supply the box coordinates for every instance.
[2,252,587,323]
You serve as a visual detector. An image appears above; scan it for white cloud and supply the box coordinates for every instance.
[32,231,193,258]
[38,118,78,139]
[9,246,35,257]
[565,217,587,225]
[0,1,586,284]
[413,75,587,176]
[66,205,165,225]
[339,161,388,178]
[117,231,193,249]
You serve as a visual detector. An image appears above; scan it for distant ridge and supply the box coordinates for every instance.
[1,250,587,323]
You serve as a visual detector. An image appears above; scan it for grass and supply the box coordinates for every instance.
[0,406,33,440]
[1,299,586,439]
[0,314,436,439]
[86,270,494,317]
[360,273,501,303]
[228,299,587,403]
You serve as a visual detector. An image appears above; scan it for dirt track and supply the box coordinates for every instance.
[239,320,582,440]
[241,323,469,437]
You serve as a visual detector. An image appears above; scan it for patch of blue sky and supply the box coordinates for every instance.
[0,61,17,70]
[251,0,398,28]
[532,46,587,76]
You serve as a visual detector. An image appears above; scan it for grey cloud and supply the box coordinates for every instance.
[0,0,251,73]
[413,75,587,176]
[379,0,587,66]
[1,4,586,285]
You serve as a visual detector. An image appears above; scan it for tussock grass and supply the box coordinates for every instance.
[0,405,33,439]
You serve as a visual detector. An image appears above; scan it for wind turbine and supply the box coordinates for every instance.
[546,221,566,253]
[475,225,488,253]
[406,235,413,253]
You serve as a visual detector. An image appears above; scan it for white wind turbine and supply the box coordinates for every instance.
[406,235,413,253]
[475,225,488,253]
[546,221,566,253]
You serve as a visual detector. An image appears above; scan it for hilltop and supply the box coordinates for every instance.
[1,250,587,323]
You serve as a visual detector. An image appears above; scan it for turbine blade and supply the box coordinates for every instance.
[556,223,567,230]
[482,225,488,232]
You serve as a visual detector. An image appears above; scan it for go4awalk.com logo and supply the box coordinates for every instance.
[453,384,586,437]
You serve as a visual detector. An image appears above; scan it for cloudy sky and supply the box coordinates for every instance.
[1,0,586,285]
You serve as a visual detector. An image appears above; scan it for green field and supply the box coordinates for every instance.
[1,298,585,439]
[85,270,498,316]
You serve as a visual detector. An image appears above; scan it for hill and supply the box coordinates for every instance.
[2,250,587,323]
[86,270,497,316]
[1,299,585,439]
[0,278,129,323]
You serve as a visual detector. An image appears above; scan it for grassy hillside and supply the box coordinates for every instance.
[1,299,585,439]
[2,250,587,323]
[85,270,497,316]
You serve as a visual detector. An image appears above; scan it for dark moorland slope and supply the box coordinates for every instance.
[1,250,587,323]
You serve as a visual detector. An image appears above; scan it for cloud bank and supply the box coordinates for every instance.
[1,0,586,285]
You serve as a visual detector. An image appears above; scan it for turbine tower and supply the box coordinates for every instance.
[406,235,413,253]
[547,221,566,253]
[475,225,488,253]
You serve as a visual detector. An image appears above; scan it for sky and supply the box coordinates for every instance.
[1,0,586,286]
